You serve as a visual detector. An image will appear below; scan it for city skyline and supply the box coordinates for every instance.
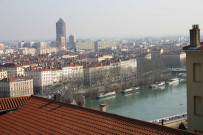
[0,0,203,41]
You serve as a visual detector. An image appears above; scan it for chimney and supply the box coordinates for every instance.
[54,93,61,101]
[99,103,107,112]
[190,24,200,47]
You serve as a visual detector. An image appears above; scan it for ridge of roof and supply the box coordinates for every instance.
[0,95,197,135]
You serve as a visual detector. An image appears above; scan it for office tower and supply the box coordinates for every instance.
[56,18,66,50]
[184,24,203,134]
[69,35,76,49]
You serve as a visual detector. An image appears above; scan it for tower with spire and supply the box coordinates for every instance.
[56,18,66,50]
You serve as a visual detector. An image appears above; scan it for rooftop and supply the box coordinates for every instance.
[0,95,197,135]
[0,77,32,83]
[0,96,30,111]
[183,42,203,51]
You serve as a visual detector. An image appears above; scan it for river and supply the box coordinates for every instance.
[85,82,187,121]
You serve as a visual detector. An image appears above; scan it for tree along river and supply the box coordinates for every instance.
[85,82,187,121]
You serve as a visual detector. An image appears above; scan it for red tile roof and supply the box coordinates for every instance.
[0,77,32,83]
[0,95,197,134]
[183,42,203,50]
[0,96,30,111]
[183,45,191,50]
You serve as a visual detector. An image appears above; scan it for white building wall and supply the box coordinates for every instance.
[0,78,33,98]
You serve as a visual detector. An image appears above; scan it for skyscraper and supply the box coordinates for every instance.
[69,34,76,49]
[56,18,66,50]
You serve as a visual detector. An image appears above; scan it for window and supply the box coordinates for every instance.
[193,63,202,82]
[194,96,203,116]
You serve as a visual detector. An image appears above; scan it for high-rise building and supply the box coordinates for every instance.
[184,24,203,134]
[56,18,66,50]
[69,34,76,49]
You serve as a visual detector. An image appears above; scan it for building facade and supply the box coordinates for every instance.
[69,35,76,49]
[3,65,25,78]
[0,77,33,98]
[0,43,5,50]
[94,40,117,51]
[0,70,7,80]
[37,47,58,54]
[75,40,95,51]
[184,24,203,134]
[83,65,112,87]
[62,65,83,81]
[25,69,62,94]
[19,48,36,56]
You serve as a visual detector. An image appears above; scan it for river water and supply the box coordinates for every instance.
[85,82,187,121]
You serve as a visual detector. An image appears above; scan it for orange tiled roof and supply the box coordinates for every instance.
[0,77,32,83]
[0,95,197,135]
[0,96,30,111]
[183,42,203,50]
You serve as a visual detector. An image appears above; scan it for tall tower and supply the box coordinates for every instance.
[56,18,66,50]
[69,35,76,49]
[190,24,200,47]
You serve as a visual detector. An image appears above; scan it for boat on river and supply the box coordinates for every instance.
[178,73,187,82]
[96,91,116,99]
[166,78,179,85]
[149,82,165,89]
[122,86,140,94]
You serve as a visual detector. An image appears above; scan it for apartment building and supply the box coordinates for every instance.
[85,55,113,62]
[0,70,7,80]
[83,64,112,87]
[52,69,63,83]
[19,48,36,56]
[62,65,83,81]
[94,40,117,51]
[0,77,33,98]
[119,59,137,71]
[25,68,62,94]
[0,43,5,50]
[75,40,95,51]
[3,64,25,78]
[37,47,58,54]
[184,24,203,134]
[25,69,53,86]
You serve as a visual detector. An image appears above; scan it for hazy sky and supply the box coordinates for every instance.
[0,0,203,41]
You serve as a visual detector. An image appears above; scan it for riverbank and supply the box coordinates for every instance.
[72,70,172,99]
[165,119,187,128]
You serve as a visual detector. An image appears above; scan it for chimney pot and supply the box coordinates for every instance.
[99,103,108,112]
[190,24,200,47]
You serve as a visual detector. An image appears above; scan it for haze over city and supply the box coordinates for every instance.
[1,0,203,134]
[0,0,203,40]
